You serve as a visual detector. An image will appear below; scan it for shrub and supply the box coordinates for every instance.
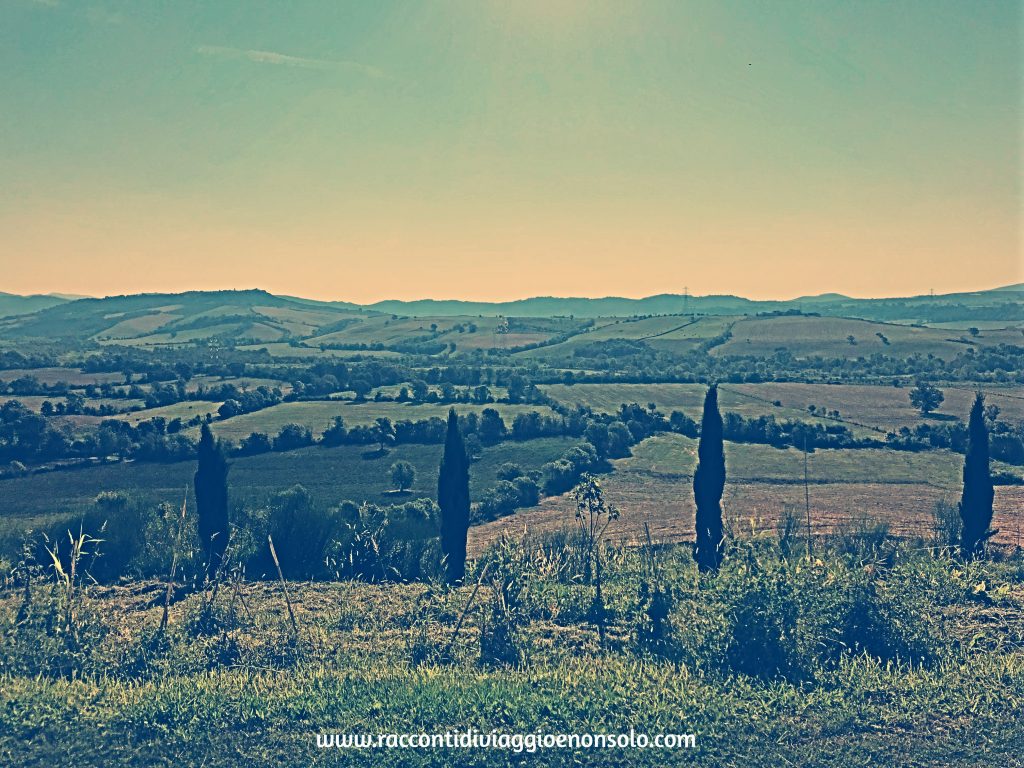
[238,431,272,455]
[496,462,523,481]
[390,460,416,491]
[272,424,313,452]
[244,486,349,579]
[666,540,955,682]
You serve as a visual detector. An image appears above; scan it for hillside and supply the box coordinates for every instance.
[0,285,1020,354]
[0,292,72,319]
[0,290,367,344]
[366,285,1024,322]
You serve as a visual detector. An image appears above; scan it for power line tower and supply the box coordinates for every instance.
[683,285,689,316]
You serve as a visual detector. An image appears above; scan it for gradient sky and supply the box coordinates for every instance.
[1,0,1021,302]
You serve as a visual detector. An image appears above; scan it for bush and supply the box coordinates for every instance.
[272,424,313,452]
[665,540,956,682]
[238,431,272,455]
[244,486,349,579]
[473,476,541,523]
[496,462,523,481]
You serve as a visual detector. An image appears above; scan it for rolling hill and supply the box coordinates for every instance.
[364,285,1024,322]
[0,292,73,319]
[0,290,368,345]
[0,285,1019,354]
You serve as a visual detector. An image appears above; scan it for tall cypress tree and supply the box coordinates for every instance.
[693,385,725,573]
[438,408,470,584]
[959,393,994,560]
[195,423,229,581]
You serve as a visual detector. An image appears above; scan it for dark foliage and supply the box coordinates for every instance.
[437,409,470,584]
[194,423,229,580]
[693,386,725,573]
[959,393,995,559]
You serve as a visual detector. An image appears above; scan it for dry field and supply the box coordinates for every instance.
[469,434,1024,554]
[729,382,1024,432]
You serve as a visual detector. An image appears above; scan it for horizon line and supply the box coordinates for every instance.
[5,282,1022,306]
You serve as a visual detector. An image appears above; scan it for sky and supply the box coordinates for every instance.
[1,0,1021,303]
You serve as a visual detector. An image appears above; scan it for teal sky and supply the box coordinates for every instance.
[1,0,1021,302]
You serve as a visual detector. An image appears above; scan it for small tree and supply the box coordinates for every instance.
[909,381,944,416]
[371,417,396,453]
[410,379,430,402]
[693,385,725,573]
[194,423,229,581]
[390,460,416,492]
[350,378,373,401]
[959,393,995,559]
[478,407,507,444]
[321,416,347,446]
[571,473,619,646]
[438,409,470,584]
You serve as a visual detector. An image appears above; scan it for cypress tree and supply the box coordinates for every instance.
[438,408,470,584]
[959,393,994,559]
[693,385,725,573]
[195,423,230,581]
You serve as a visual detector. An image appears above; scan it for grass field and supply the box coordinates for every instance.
[2,542,1022,767]
[0,367,125,385]
[516,315,732,359]
[923,320,1024,331]
[204,401,559,442]
[729,382,1024,432]
[184,375,292,394]
[0,437,579,528]
[0,395,145,413]
[237,342,404,359]
[542,381,1024,437]
[306,315,466,346]
[470,433,1024,553]
[714,315,1023,360]
[541,382,881,438]
[114,400,224,425]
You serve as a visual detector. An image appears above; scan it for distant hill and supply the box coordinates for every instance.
[0,289,368,344]
[0,284,1019,348]
[0,292,72,319]
[367,285,1024,322]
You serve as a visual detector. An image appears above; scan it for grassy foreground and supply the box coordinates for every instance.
[2,536,1023,767]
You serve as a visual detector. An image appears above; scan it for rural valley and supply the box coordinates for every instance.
[1,284,1023,765]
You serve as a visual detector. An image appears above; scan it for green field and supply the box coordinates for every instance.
[515,315,732,359]
[117,400,224,425]
[0,437,580,536]
[306,314,474,346]
[204,401,559,442]
[237,342,404,359]
[541,382,881,438]
[627,432,1011,486]
[0,395,145,413]
[2,541,1022,767]
[0,367,125,385]
[184,375,293,394]
[715,315,1023,360]
[542,381,1024,436]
